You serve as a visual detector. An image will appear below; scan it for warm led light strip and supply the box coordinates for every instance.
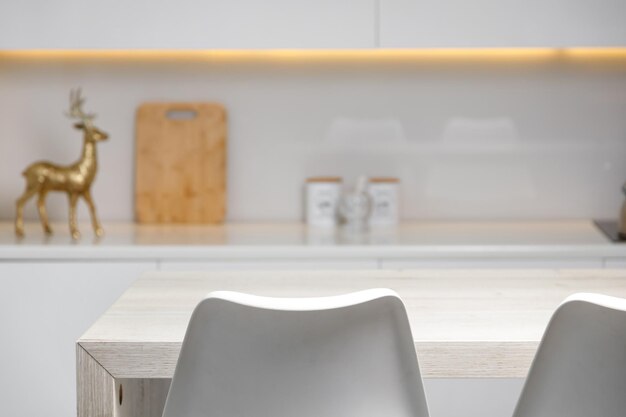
[1,48,626,62]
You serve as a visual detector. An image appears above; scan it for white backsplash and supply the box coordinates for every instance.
[1,56,625,222]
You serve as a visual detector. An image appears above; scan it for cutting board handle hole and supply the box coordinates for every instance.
[166,110,197,120]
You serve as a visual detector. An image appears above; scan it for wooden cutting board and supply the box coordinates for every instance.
[135,102,227,223]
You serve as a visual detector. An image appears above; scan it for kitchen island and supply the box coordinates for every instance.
[5,220,626,417]
[77,269,626,417]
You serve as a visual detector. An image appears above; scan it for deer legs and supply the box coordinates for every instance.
[15,187,53,236]
[68,191,103,239]
[68,193,80,240]
[15,185,37,237]
[16,187,52,236]
[83,190,103,237]
[16,185,103,240]
[37,191,53,235]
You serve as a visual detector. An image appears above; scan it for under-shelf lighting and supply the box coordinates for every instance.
[1,48,626,63]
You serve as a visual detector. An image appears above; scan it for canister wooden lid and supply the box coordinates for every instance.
[369,177,399,183]
[306,176,342,183]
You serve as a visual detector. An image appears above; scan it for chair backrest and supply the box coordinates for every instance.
[162,288,429,417]
[513,293,626,417]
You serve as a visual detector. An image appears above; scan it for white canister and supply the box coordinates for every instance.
[367,178,399,226]
[305,177,342,227]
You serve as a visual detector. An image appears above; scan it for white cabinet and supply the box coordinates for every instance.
[425,378,523,417]
[379,0,626,47]
[604,258,626,268]
[0,261,157,417]
[4,0,624,50]
[0,0,376,49]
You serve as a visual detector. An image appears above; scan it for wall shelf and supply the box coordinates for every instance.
[1,221,624,266]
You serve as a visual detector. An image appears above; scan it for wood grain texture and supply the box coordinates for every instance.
[80,340,537,379]
[79,270,626,379]
[81,342,181,379]
[77,344,115,417]
[415,341,538,378]
[135,102,227,224]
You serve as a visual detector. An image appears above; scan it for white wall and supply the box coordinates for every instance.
[1,55,626,222]
[0,261,156,417]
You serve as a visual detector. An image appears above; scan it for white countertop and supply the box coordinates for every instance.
[0,220,624,260]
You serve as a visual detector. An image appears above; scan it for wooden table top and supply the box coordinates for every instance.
[79,269,626,378]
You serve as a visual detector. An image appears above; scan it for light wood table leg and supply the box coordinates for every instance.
[77,344,116,417]
[77,343,171,417]
[115,379,171,417]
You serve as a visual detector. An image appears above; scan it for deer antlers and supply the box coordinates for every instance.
[66,88,96,126]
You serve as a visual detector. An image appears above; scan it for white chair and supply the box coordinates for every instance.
[513,293,626,417]
[162,288,430,417]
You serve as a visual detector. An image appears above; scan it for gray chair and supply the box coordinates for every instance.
[513,293,626,417]
[162,288,430,417]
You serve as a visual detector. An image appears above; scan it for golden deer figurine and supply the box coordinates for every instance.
[15,89,108,239]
